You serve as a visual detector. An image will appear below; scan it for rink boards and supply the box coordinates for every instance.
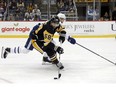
[0,21,116,38]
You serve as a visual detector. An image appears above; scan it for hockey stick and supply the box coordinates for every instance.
[76,43,116,65]
[54,42,62,79]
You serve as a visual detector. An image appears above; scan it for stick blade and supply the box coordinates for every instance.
[58,73,61,78]
[54,73,61,80]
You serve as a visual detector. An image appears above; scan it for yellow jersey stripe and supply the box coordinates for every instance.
[31,40,43,54]
[35,25,43,34]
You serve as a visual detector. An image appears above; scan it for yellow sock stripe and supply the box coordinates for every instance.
[51,54,57,61]
[31,40,43,54]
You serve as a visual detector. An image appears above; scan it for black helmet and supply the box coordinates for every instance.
[50,16,60,24]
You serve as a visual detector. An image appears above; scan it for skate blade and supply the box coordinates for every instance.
[42,62,53,65]
[1,46,4,58]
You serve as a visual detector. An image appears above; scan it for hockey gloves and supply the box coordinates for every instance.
[56,46,64,54]
[68,36,76,44]
[59,31,66,43]
[59,36,65,43]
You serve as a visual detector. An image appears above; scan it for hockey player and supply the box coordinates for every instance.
[57,13,66,24]
[1,14,76,69]
[29,16,76,69]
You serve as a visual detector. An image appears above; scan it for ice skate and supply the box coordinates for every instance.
[56,62,64,70]
[42,57,52,65]
[1,47,10,59]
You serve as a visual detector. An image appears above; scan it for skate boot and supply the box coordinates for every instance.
[42,57,52,65]
[56,62,64,70]
[1,47,10,58]
[43,57,52,63]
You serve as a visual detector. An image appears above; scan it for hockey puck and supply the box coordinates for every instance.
[54,77,58,80]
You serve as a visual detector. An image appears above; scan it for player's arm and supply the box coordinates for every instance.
[59,32,76,45]
[57,25,66,43]
[57,25,76,44]
[30,24,43,40]
[43,41,64,54]
[30,25,44,54]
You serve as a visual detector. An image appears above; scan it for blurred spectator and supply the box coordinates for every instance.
[0,1,6,21]
[15,13,20,21]
[32,4,41,21]
[0,1,6,10]
[112,7,116,20]
[95,6,99,20]
[56,0,65,13]
[65,0,75,12]
[7,13,15,21]
[87,5,94,20]
[17,0,25,11]
[0,6,4,20]
[16,1,25,21]
[0,13,2,21]
[27,2,34,12]
[24,10,33,21]
[103,12,110,21]
[9,0,17,11]
[87,5,99,21]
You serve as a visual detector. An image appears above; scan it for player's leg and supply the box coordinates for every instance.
[42,40,56,63]
[1,38,33,58]
[42,52,52,63]
[1,24,41,58]
[45,48,64,69]
[1,46,31,59]
[31,40,52,63]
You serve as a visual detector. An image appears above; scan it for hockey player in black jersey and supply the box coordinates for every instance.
[29,16,65,69]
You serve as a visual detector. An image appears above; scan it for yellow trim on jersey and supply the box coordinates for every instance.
[31,39,43,54]
[56,25,65,33]
[35,25,43,34]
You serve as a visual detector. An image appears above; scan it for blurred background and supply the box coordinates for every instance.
[0,0,116,21]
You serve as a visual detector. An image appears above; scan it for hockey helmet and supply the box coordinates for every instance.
[57,13,66,20]
[50,16,60,24]
[50,16,60,27]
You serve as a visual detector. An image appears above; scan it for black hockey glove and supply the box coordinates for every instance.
[56,46,64,54]
[59,36,65,43]
[59,31,66,43]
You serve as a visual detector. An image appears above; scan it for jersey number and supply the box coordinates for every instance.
[44,30,53,42]
[45,34,52,40]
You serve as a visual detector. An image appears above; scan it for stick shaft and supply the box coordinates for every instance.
[76,43,116,65]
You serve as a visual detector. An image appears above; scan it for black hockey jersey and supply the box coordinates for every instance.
[34,21,65,45]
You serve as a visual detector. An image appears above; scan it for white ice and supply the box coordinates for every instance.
[0,38,116,87]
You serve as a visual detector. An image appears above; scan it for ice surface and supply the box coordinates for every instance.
[0,38,116,87]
